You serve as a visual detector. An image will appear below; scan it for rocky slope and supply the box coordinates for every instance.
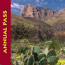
[46,8,65,31]
[21,4,57,20]
[11,5,65,41]
[11,13,53,40]
[21,5,65,31]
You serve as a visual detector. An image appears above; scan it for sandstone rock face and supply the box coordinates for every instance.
[58,8,65,14]
[21,4,57,20]
[21,5,39,18]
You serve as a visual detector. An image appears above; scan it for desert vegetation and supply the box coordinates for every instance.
[11,13,65,65]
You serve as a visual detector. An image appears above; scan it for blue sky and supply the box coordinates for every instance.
[11,0,65,15]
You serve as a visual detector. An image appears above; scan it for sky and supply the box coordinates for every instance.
[11,0,65,15]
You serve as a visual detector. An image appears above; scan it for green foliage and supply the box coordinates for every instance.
[11,24,37,40]
[13,46,59,65]
[47,50,56,58]
[38,53,46,60]
[27,55,34,65]
[16,60,19,65]
[11,13,55,42]
[45,40,62,50]
[47,56,59,65]
[61,49,65,54]
[39,58,47,65]
[11,59,15,65]
[11,45,17,49]
[11,50,16,54]
[32,46,41,54]
[24,57,29,65]
[11,13,65,43]
[19,39,29,43]
[17,46,29,54]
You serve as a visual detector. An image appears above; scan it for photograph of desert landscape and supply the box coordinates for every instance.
[11,0,65,65]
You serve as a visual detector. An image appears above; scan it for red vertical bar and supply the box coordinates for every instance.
[0,0,11,65]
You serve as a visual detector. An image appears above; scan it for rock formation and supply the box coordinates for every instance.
[21,4,57,20]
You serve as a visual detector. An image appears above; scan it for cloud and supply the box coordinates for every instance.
[36,0,48,6]
[57,0,64,2]
[11,9,20,12]
[35,0,48,6]
[35,0,40,2]
[11,3,24,9]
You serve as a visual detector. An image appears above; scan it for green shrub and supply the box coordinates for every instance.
[45,40,62,50]
[47,50,56,58]
[38,53,46,60]
[13,46,59,65]
[17,46,29,54]
[19,39,29,43]
[11,58,15,65]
